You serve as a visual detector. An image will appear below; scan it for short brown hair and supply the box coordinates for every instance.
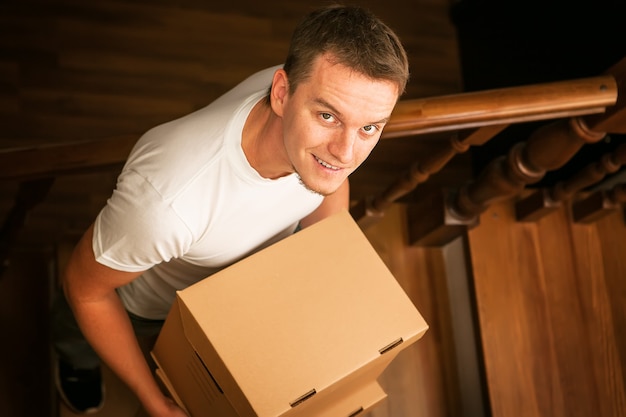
[283,5,409,95]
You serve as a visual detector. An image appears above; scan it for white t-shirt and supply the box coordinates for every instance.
[93,66,324,319]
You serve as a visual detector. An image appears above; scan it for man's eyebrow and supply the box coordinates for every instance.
[313,98,390,125]
[314,98,343,118]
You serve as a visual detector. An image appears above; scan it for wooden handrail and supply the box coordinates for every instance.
[0,75,617,182]
[382,75,616,138]
[584,58,626,133]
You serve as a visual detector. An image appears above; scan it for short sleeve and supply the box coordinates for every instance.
[92,170,193,272]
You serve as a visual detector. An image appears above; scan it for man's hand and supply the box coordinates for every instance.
[141,395,188,417]
[162,398,188,416]
[63,225,188,417]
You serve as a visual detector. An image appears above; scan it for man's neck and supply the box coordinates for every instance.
[241,99,292,179]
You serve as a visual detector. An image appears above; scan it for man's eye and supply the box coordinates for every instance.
[320,112,334,122]
[362,125,379,135]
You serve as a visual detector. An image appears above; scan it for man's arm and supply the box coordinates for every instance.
[62,223,187,417]
[299,179,350,229]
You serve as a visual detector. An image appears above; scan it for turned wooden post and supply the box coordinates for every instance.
[516,142,626,221]
[351,125,506,229]
[407,59,624,246]
[551,142,626,202]
[353,74,616,229]
[409,115,608,246]
[515,57,626,221]
[573,183,626,223]
[460,117,607,216]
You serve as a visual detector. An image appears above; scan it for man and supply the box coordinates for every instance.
[53,4,409,416]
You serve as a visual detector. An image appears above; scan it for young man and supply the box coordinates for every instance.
[53,5,409,416]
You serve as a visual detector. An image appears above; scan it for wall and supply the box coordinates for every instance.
[362,204,463,417]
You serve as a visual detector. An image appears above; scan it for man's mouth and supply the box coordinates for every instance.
[314,155,341,171]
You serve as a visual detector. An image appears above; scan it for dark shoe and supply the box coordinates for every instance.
[55,359,105,414]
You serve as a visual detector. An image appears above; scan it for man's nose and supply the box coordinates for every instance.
[328,130,355,164]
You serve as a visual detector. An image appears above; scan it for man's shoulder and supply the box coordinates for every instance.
[118,65,282,195]
[238,65,282,90]
[141,64,282,143]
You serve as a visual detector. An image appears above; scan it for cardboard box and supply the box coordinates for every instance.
[151,210,428,417]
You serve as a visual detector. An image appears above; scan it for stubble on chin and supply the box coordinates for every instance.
[296,174,328,197]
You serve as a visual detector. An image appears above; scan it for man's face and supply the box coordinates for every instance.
[276,54,399,196]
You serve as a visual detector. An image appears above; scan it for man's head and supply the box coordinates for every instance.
[283,5,409,96]
[266,5,408,197]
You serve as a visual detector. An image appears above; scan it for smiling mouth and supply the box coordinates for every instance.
[314,155,341,171]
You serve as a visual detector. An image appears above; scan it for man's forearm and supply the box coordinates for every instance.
[68,291,167,414]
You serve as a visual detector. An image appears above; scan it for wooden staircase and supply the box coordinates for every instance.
[2,2,626,417]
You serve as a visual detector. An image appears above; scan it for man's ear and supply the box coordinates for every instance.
[270,69,289,117]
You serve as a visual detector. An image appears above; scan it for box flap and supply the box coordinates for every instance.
[177,210,428,417]
[154,368,189,415]
[286,380,388,417]
[177,296,258,416]
[153,296,244,416]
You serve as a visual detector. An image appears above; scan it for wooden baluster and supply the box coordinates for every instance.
[351,125,506,228]
[573,182,626,223]
[408,116,606,246]
[351,73,616,230]
[516,141,626,221]
[466,117,607,215]
[515,57,626,221]
[553,142,626,201]
[408,57,625,246]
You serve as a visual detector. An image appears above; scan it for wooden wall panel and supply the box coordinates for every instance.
[571,211,626,417]
[0,0,464,248]
[362,204,459,417]
[467,200,626,417]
